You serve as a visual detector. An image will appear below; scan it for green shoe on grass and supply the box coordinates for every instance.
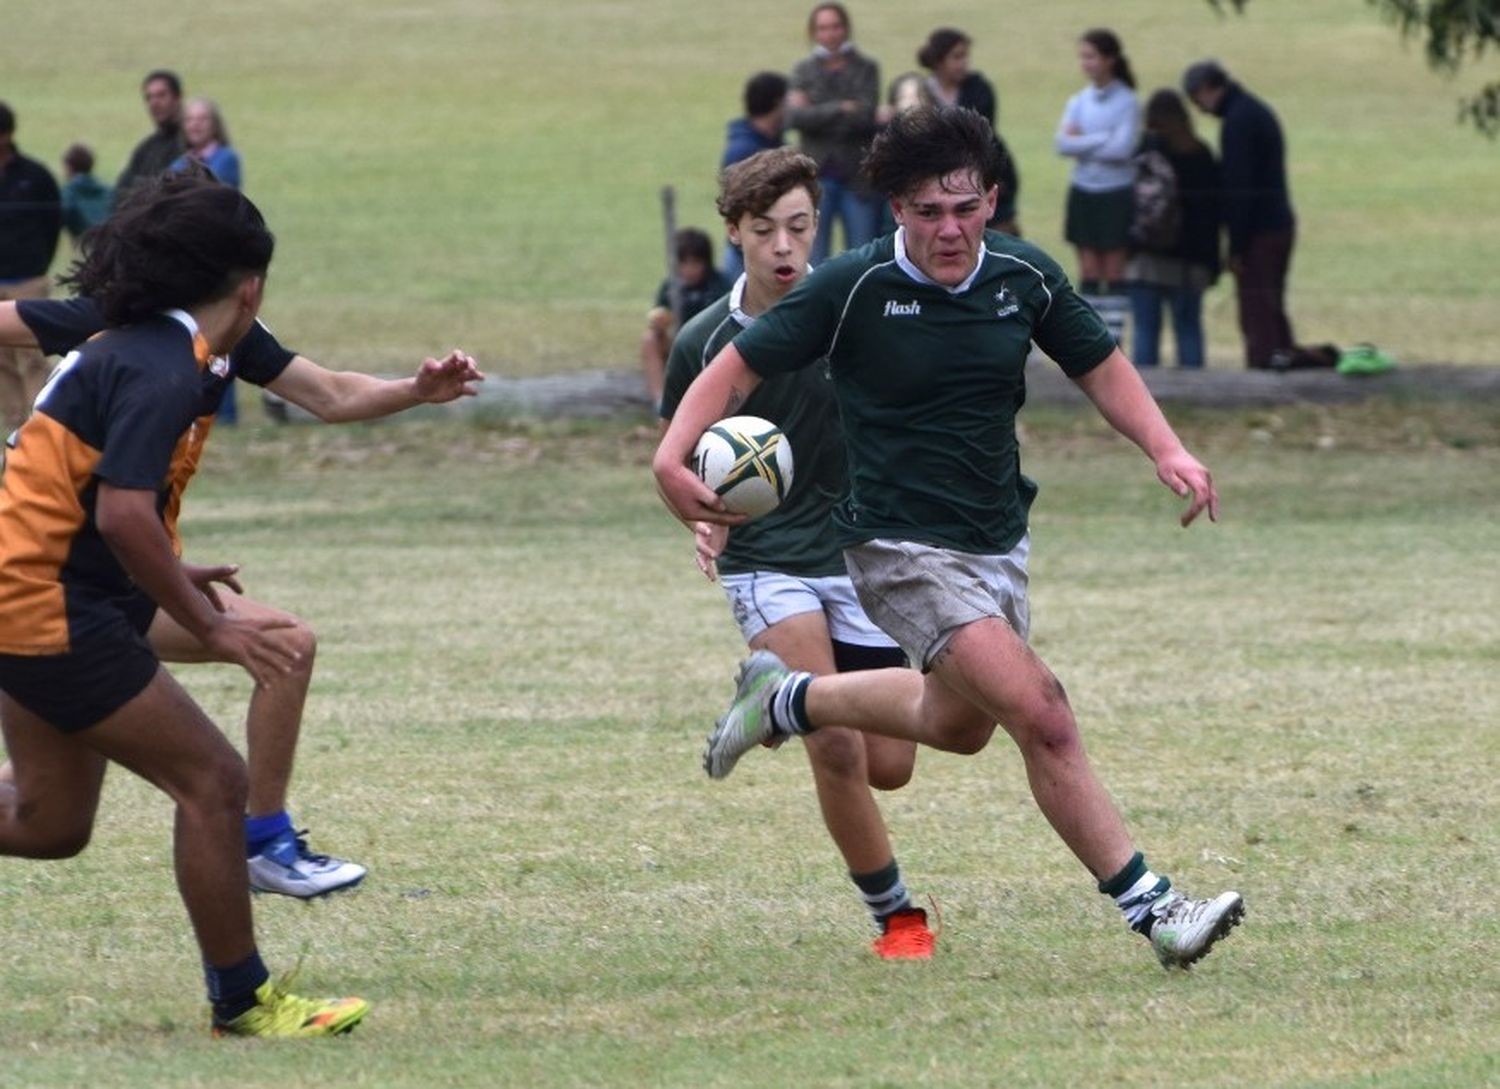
[1337,343,1397,376]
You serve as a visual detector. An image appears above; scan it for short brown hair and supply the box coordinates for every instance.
[717,147,821,224]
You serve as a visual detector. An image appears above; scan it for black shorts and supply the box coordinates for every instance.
[1065,185,1134,251]
[0,620,159,734]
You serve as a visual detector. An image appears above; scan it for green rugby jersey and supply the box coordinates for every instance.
[660,276,848,578]
[734,229,1114,555]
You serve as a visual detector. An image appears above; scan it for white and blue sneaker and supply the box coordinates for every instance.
[248,829,366,898]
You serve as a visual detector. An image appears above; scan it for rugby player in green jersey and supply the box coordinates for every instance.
[660,148,933,959]
[655,107,1243,970]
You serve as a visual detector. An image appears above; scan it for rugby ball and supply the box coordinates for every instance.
[693,415,794,518]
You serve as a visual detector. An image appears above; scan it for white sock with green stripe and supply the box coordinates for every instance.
[1099,851,1172,935]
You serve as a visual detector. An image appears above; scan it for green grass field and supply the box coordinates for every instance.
[8,0,1500,371]
[4,2,1500,1085]
[2,404,1497,1088]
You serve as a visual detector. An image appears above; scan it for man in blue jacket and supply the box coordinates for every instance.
[1184,61,1319,370]
[719,72,789,278]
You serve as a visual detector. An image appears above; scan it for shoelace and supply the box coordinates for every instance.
[289,830,332,864]
[1152,893,1204,927]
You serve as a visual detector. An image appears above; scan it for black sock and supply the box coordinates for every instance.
[205,950,270,1023]
[851,859,912,930]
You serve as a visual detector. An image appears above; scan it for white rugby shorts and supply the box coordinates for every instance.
[719,570,898,648]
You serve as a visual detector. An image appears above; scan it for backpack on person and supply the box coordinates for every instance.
[1129,148,1181,251]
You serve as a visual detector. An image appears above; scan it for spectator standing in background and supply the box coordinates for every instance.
[173,97,245,422]
[0,101,62,436]
[914,27,1021,235]
[1055,28,1139,348]
[116,70,185,204]
[787,3,881,263]
[720,72,789,279]
[60,145,113,242]
[1127,90,1222,369]
[173,98,242,190]
[1183,61,1327,370]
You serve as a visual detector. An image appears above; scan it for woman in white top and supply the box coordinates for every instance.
[1055,28,1139,323]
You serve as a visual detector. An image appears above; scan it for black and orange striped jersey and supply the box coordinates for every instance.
[0,311,211,654]
[17,296,296,416]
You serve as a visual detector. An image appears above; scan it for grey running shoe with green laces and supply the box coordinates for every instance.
[1148,890,1245,969]
[703,650,791,780]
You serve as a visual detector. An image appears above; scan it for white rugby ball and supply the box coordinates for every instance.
[693,415,794,518]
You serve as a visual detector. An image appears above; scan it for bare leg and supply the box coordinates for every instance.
[3,671,255,965]
[0,694,108,859]
[640,326,670,408]
[931,620,1134,880]
[803,618,1134,879]
[149,587,315,818]
[1077,247,1103,284]
[83,669,255,965]
[1099,248,1128,285]
[752,612,915,875]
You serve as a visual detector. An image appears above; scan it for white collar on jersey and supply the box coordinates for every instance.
[162,308,201,337]
[162,307,231,375]
[893,226,985,295]
[728,266,817,328]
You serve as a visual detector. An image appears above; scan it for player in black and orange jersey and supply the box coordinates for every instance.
[0,273,482,900]
[0,172,368,1036]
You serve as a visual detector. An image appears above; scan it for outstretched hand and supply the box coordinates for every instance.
[413,350,484,404]
[1156,449,1219,526]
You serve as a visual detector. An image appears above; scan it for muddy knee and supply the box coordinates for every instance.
[804,727,867,780]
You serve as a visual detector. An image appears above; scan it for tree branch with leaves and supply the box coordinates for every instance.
[1215,0,1500,135]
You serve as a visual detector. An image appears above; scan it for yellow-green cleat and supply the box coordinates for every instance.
[212,978,369,1038]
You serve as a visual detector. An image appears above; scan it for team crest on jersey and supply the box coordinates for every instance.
[209,355,231,378]
[994,286,1020,319]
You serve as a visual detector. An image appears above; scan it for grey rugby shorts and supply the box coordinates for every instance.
[843,534,1031,672]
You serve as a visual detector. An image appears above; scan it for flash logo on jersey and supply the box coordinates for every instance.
[883,299,922,317]
[994,287,1020,319]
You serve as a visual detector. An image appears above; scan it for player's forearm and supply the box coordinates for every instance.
[1073,350,1185,463]
[0,303,41,348]
[653,347,762,473]
[97,488,221,643]
[297,371,421,423]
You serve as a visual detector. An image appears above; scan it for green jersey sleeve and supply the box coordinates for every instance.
[733,260,858,378]
[659,297,735,420]
[1027,249,1116,378]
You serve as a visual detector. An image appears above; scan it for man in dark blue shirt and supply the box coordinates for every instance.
[1184,61,1323,370]
[719,72,789,278]
[0,102,62,434]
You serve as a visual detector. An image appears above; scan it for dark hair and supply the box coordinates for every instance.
[1144,89,1199,154]
[673,227,713,266]
[0,102,14,135]
[718,147,822,223]
[862,105,1003,199]
[142,69,183,97]
[1081,28,1135,89]
[917,28,969,71]
[63,143,95,175]
[1182,60,1229,97]
[744,71,789,118]
[807,2,850,38]
[63,170,273,325]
